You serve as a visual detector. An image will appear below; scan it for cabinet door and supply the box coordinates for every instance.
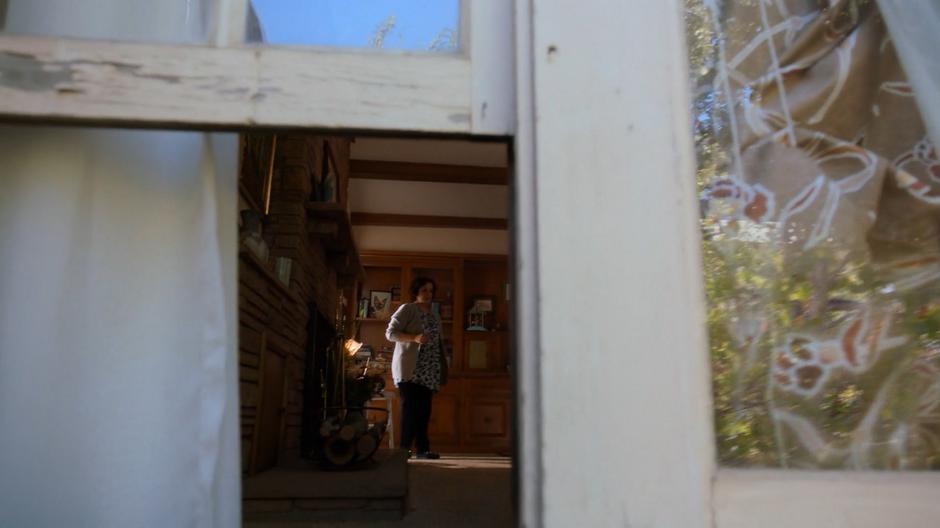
[427,382,461,448]
[463,332,507,372]
[462,377,511,451]
[467,399,509,440]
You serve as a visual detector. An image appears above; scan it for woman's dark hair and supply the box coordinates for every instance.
[409,276,436,299]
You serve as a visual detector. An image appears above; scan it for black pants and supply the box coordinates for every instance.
[398,382,433,452]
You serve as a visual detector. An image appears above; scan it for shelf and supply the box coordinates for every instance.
[239,246,303,305]
[305,201,364,280]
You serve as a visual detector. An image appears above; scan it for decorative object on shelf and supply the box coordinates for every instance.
[239,209,269,263]
[390,286,402,301]
[431,301,441,316]
[466,309,488,331]
[471,295,496,314]
[467,294,495,330]
[274,257,292,287]
[369,290,392,319]
[357,297,370,319]
[356,344,374,361]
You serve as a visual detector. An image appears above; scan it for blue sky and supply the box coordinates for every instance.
[250,0,459,51]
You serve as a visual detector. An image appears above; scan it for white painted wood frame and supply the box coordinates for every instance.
[515,1,940,527]
[0,0,513,136]
[518,0,714,525]
[3,0,939,525]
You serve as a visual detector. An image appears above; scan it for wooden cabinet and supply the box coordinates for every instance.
[463,331,509,372]
[351,251,512,453]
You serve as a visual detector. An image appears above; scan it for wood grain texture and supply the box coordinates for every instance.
[0,35,472,132]
[351,212,507,230]
[350,160,508,185]
[470,0,515,135]
[529,0,713,526]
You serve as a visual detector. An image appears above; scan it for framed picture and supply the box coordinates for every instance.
[470,295,495,313]
[370,290,392,320]
[390,286,402,302]
[431,301,441,316]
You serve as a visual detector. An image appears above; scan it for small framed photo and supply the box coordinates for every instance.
[370,290,392,320]
[390,286,402,301]
[470,295,495,313]
[431,301,441,317]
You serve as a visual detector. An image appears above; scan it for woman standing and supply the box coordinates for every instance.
[385,276,449,459]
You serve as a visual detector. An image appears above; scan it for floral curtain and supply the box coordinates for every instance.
[689,0,940,469]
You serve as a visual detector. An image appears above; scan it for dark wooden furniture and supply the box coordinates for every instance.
[350,252,512,453]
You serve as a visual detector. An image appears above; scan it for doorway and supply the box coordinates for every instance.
[235,132,515,525]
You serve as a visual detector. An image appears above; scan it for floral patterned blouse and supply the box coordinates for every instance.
[407,310,442,391]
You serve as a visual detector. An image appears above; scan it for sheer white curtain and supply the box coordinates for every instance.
[877,0,940,149]
[0,2,239,527]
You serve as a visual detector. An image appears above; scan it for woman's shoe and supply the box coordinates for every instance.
[415,451,440,459]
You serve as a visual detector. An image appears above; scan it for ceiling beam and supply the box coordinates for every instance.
[351,212,507,230]
[350,160,508,185]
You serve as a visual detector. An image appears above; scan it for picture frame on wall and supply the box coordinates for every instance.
[370,290,392,320]
[470,295,496,314]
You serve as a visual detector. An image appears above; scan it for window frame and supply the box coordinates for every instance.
[516,0,940,527]
[0,0,512,135]
[4,0,938,526]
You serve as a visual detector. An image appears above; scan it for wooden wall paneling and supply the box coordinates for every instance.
[463,377,511,451]
[427,389,461,448]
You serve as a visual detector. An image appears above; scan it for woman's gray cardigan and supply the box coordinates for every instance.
[385,303,449,387]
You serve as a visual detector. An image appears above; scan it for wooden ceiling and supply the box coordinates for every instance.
[350,160,508,186]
